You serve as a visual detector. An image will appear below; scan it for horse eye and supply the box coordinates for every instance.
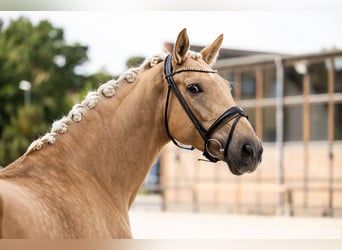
[187,84,202,94]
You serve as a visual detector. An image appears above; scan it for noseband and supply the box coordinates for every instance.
[164,54,248,162]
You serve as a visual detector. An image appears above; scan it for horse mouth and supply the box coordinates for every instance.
[226,162,245,176]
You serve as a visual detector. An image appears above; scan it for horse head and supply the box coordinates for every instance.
[165,29,263,175]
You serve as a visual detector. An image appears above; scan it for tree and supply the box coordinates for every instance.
[78,71,113,101]
[126,56,145,69]
[0,17,88,166]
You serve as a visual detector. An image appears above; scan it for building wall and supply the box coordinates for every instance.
[160,142,342,216]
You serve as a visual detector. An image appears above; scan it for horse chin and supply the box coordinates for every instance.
[224,154,258,176]
[225,160,244,176]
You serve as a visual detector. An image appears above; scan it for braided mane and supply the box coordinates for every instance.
[24,51,203,155]
[25,54,168,155]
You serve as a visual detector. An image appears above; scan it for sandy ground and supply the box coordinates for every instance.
[129,210,342,239]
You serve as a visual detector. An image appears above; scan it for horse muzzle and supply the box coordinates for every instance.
[225,138,263,175]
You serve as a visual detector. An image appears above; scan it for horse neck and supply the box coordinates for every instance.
[29,65,168,208]
[101,70,168,206]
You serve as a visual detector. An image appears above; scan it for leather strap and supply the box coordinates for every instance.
[164,54,248,162]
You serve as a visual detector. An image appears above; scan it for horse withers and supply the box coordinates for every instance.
[0,29,262,238]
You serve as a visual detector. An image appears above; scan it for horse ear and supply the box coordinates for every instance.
[200,34,224,66]
[173,28,190,65]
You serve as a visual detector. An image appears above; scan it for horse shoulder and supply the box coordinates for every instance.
[0,180,54,238]
[0,155,132,238]
[0,173,131,238]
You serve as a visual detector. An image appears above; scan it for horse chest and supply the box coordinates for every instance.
[36,188,132,238]
[0,180,131,238]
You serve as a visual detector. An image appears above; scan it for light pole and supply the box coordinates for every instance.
[19,80,31,105]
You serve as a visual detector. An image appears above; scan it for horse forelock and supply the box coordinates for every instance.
[25,54,168,155]
[188,51,202,60]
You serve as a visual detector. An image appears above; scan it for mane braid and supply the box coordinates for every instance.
[24,54,166,155]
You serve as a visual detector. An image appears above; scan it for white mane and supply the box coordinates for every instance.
[25,54,167,155]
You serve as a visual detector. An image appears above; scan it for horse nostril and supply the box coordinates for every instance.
[241,143,255,161]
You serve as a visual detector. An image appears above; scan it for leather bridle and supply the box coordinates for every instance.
[164,54,248,162]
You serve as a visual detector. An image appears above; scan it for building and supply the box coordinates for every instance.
[159,44,342,217]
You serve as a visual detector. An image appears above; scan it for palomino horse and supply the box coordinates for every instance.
[0,29,262,238]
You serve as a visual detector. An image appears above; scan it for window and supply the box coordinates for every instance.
[334,57,342,93]
[310,103,328,141]
[284,66,303,96]
[263,106,276,142]
[241,70,256,99]
[263,67,276,98]
[335,103,342,140]
[284,105,303,142]
[309,62,328,94]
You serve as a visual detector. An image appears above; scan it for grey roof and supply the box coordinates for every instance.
[215,50,342,69]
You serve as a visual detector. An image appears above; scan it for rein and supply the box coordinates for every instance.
[164,54,248,162]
